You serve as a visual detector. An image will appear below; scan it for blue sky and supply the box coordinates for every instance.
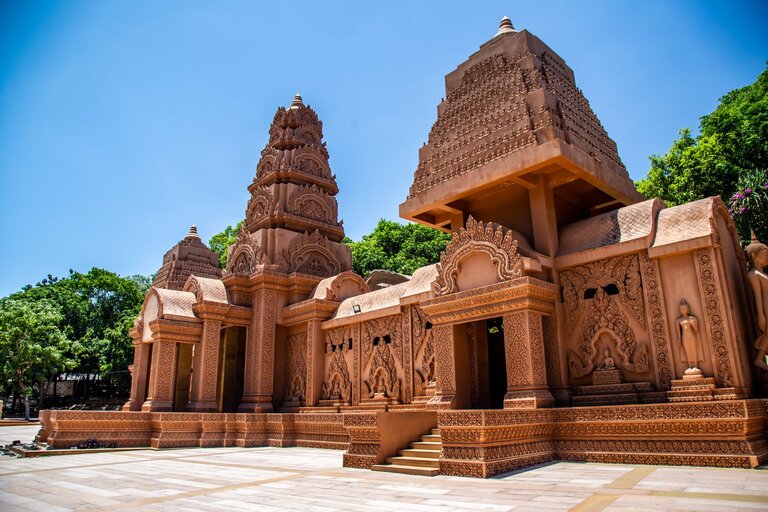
[1,0,766,296]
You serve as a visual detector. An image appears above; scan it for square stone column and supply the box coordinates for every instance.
[502,311,555,408]
[141,341,178,412]
[306,319,324,406]
[187,319,222,412]
[239,288,278,412]
[426,324,457,409]
[122,340,151,411]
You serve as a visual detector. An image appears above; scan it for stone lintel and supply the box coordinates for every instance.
[282,298,340,326]
[420,277,557,326]
[222,269,322,297]
[147,318,203,344]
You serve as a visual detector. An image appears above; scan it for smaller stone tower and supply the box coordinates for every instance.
[226,94,352,278]
[152,225,222,290]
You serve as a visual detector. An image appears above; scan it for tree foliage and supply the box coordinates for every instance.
[209,220,244,269]
[636,65,768,240]
[1,268,147,401]
[345,219,450,277]
[0,298,70,405]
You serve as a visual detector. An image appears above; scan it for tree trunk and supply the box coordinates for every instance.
[38,381,46,412]
[24,396,30,421]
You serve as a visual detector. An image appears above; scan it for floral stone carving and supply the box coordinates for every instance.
[433,216,523,296]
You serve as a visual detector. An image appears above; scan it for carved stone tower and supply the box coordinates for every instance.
[226,94,352,278]
[152,225,222,290]
[400,17,644,259]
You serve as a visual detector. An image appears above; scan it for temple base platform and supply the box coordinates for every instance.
[39,398,768,478]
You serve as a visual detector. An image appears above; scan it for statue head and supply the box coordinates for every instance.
[679,299,690,316]
[746,231,768,269]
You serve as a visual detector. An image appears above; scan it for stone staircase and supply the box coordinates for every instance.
[371,428,442,476]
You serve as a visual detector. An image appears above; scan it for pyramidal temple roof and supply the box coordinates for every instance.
[401,17,643,232]
[152,225,222,291]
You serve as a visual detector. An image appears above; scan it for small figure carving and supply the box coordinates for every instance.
[746,233,768,371]
[676,300,704,379]
[595,348,616,370]
[373,371,387,398]
[290,377,303,401]
[425,357,436,385]
[329,378,341,400]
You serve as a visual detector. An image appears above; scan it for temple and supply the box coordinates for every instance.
[39,18,768,478]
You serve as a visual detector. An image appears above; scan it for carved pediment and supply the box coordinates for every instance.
[245,186,276,221]
[287,183,338,224]
[279,230,344,278]
[433,216,524,295]
[226,229,273,276]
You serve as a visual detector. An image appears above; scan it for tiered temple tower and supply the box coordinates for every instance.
[226,94,351,278]
[151,225,221,290]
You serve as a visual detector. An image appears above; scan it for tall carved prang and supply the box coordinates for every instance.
[230,94,351,279]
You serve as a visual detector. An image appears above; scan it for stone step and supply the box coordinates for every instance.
[430,428,441,436]
[371,464,440,477]
[386,456,440,468]
[411,441,442,450]
[421,434,442,442]
[400,448,441,459]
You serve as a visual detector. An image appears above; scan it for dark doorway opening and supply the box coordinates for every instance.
[486,317,507,409]
[173,344,193,411]
[218,326,246,413]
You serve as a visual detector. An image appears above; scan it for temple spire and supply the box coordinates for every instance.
[496,16,516,36]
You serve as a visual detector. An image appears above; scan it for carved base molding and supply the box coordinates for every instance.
[437,399,768,477]
[41,410,348,450]
[40,400,768,478]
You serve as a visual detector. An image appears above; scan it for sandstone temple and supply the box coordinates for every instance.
[39,17,768,478]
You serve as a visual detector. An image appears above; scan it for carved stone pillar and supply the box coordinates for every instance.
[123,340,151,411]
[502,311,554,408]
[306,319,323,406]
[141,341,178,412]
[240,287,278,412]
[426,325,456,409]
[187,319,222,412]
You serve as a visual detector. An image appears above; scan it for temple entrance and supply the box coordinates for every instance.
[485,318,507,409]
[459,318,508,409]
[217,326,246,413]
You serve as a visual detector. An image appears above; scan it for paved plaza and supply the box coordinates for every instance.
[0,427,766,511]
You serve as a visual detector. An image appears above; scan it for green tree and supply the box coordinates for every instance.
[209,220,243,269]
[9,268,146,399]
[0,298,70,419]
[345,219,450,277]
[636,65,768,240]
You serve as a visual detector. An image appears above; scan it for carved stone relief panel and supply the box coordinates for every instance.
[321,326,352,403]
[561,254,651,383]
[284,332,308,402]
